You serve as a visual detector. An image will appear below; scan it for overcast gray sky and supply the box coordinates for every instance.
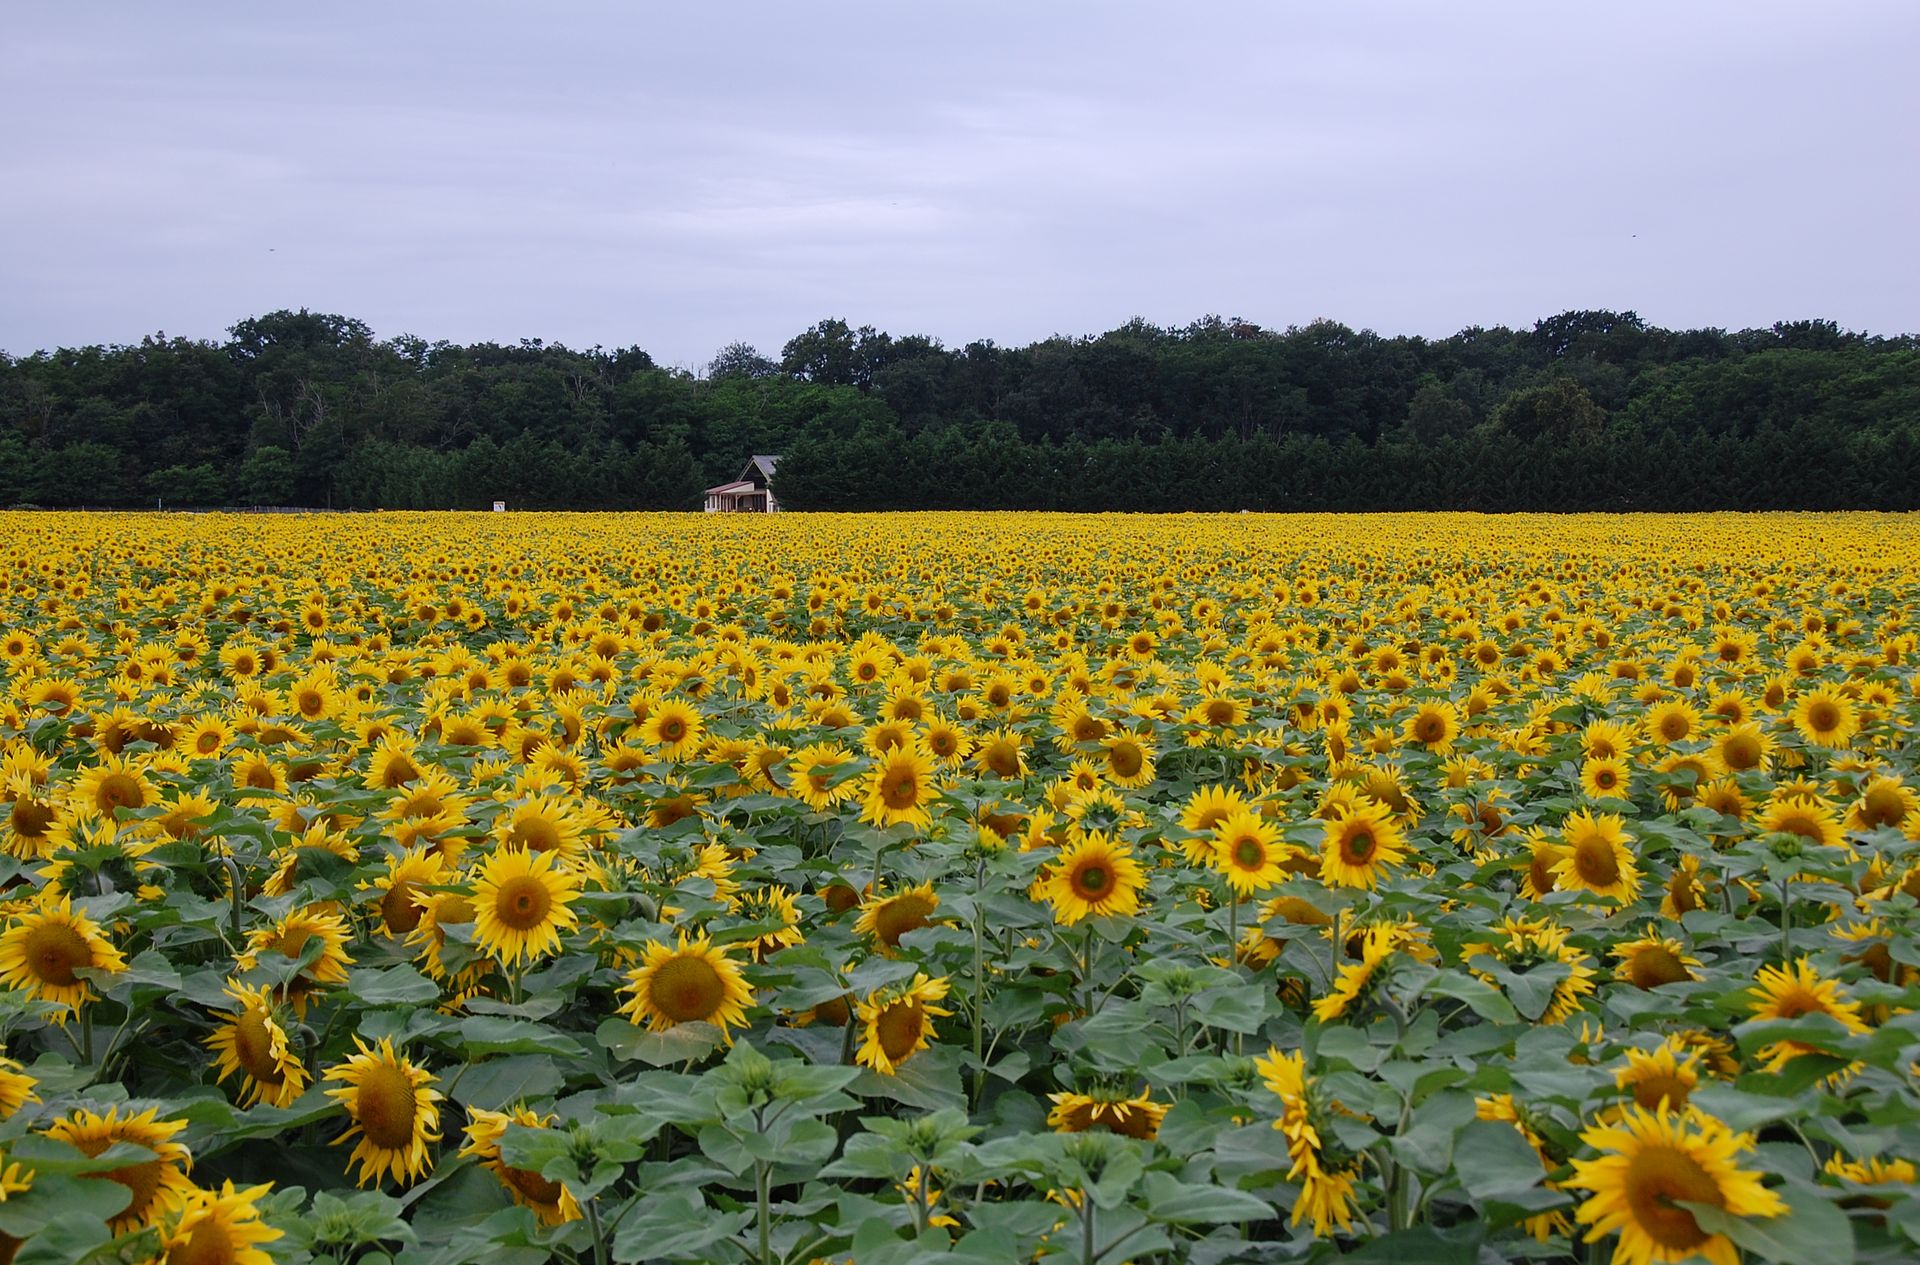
[3,2,1915,369]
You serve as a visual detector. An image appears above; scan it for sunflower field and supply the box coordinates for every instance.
[2,510,1919,1265]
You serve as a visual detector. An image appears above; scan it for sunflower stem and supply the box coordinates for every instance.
[1080,1190,1096,1265]
[585,1196,610,1265]
[756,1158,772,1265]
[1777,877,1792,964]
[970,859,987,1107]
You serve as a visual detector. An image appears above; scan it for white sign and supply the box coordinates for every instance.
[492,501,507,513]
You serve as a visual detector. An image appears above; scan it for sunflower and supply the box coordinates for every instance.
[1658,855,1710,919]
[1745,958,1869,1073]
[236,907,355,1010]
[1254,1046,1361,1237]
[639,698,705,759]
[163,1180,282,1265]
[1314,924,1398,1022]
[620,932,754,1042]
[855,883,941,952]
[0,1057,38,1119]
[323,1036,442,1186]
[1755,795,1845,851]
[1552,810,1641,904]
[71,751,158,825]
[1402,700,1459,752]
[1519,831,1569,900]
[491,794,588,859]
[1211,809,1291,897]
[1463,917,1597,1024]
[1711,722,1774,774]
[41,1106,195,1231]
[855,973,952,1075]
[206,980,310,1108]
[1612,931,1701,990]
[1037,831,1146,925]
[1614,1039,1703,1113]
[1568,1106,1784,1265]
[1319,801,1408,890]
[1046,1087,1169,1140]
[1643,700,1700,747]
[1099,731,1157,788]
[861,744,938,829]
[364,847,449,938]
[1847,775,1918,835]
[460,1105,584,1225]
[1791,685,1858,749]
[1580,756,1632,801]
[788,742,861,811]
[973,728,1028,779]
[0,895,128,1017]
[736,884,805,960]
[471,846,582,967]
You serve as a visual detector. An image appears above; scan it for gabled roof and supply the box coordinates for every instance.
[748,454,780,480]
[704,480,757,496]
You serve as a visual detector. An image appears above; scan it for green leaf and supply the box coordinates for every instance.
[1424,970,1520,1023]
[1680,1176,1853,1265]
[1139,1171,1275,1224]
[1453,1120,1547,1202]
[346,963,443,1006]
[454,1015,586,1058]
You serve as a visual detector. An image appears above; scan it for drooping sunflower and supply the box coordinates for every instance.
[1567,1106,1785,1265]
[322,1036,443,1187]
[736,884,805,960]
[206,980,310,1108]
[1313,924,1398,1022]
[1319,800,1408,890]
[861,744,939,829]
[1036,831,1146,925]
[364,847,450,938]
[471,846,582,967]
[1046,1087,1170,1140]
[1745,958,1870,1073]
[1254,1046,1361,1237]
[855,882,942,952]
[855,973,952,1075]
[1551,810,1641,904]
[41,1106,195,1231]
[1791,685,1858,749]
[0,1057,38,1119]
[1212,809,1292,897]
[0,895,128,1017]
[620,932,754,1042]
[460,1105,584,1225]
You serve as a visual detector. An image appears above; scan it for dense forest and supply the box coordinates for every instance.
[2,308,1917,511]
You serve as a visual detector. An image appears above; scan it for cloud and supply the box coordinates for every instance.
[2,0,1915,367]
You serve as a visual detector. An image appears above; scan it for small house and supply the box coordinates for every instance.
[703,454,781,513]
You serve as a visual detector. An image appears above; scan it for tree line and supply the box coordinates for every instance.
[1,308,1915,510]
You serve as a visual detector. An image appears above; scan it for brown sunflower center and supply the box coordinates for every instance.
[511,816,563,852]
[94,772,145,811]
[170,1217,239,1265]
[1721,734,1761,770]
[504,1163,566,1206]
[1573,837,1621,886]
[1415,716,1444,742]
[1233,838,1265,869]
[882,773,922,810]
[382,881,423,934]
[23,922,92,986]
[1631,1073,1694,1112]
[1806,701,1840,733]
[495,875,553,931]
[1071,861,1111,898]
[1109,742,1143,777]
[650,955,725,1022]
[876,1000,926,1061]
[872,894,935,947]
[985,743,1019,776]
[356,1062,420,1150]
[1341,827,1377,867]
[1628,946,1693,990]
[1860,787,1906,828]
[1204,700,1236,726]
[1623,1145,1722,1251]
[233,1009,286,1084]
[9,798,53,840]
